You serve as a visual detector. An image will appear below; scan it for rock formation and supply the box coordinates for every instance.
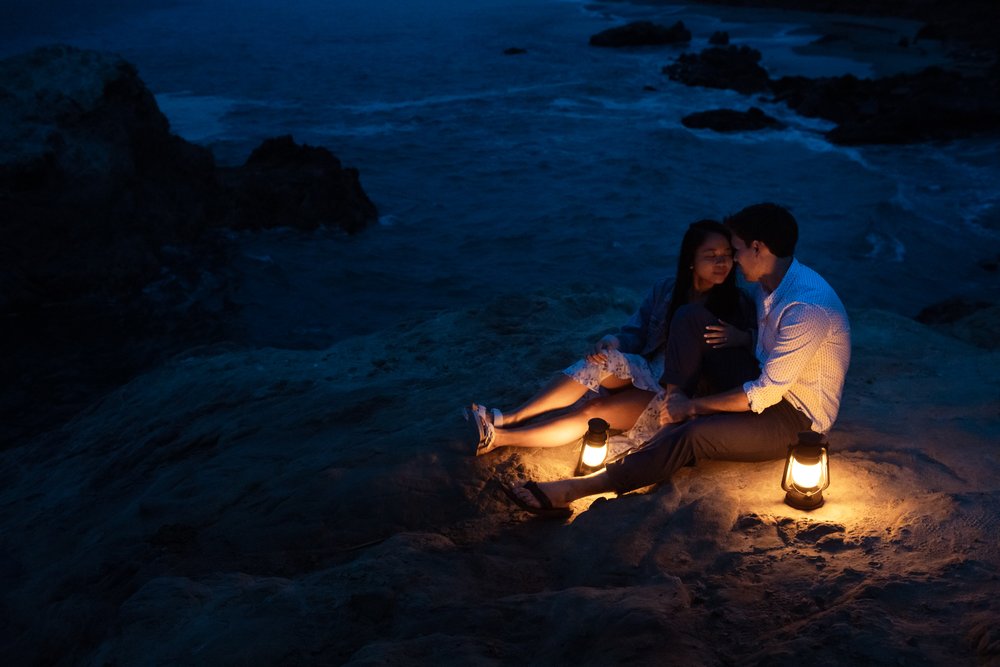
[0,45,379,444]
[663,45,771,94]
[770,66,1000,144]
[217,136,377,233]
[590,21,692,48]
[663,43,1000,144]
[681,106,786,132]
[691,0,1000,54]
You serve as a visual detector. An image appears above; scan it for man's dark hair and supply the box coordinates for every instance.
[724,203,798,258]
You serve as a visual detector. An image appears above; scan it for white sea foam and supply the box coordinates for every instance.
[864,231,906,262]
[338,81,586,114]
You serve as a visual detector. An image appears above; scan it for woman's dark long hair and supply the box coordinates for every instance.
[665,219,744,329]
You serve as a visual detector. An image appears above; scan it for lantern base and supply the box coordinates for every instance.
[575,462,605,477]
[784,490,824,510]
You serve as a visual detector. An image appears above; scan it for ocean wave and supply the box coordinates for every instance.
[874,139,1000,238]
[155,92,238,142]
[337,81,586,114]
[864,231,906,262]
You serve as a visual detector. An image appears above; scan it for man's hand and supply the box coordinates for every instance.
[586,334,620,364]
[659,391,695,426]
[704,319,749,349]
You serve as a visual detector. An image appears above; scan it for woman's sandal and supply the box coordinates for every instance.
[467,405,497,456]
[500,481,572,519]
[464,403,504,427]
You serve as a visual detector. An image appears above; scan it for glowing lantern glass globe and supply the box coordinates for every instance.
[576,418,610,476]
[781,431,830,510]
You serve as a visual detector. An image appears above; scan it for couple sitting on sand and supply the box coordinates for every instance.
[466,202,851,518]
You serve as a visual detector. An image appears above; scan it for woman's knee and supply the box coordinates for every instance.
[600,374,632,391]
[582,389,653,420]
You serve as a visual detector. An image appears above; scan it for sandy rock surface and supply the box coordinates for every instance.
[2,287,998,665]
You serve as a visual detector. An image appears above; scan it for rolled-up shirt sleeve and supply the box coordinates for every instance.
[743,303,831,413]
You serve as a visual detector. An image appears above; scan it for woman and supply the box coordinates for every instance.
[466,219,756,456]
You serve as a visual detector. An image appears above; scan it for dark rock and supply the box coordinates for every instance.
[149,523,199,551]
[217,135,378,233]
[915,297,992,325]
[979,255,999,272]
[770,67,1000,144]
[687,0,1000,54]
[503,47,527,56]
[663,45,770,94]
[590,20,691,48]
[898,36,910,48]
[349,590,396,624]
[0,45,217,311]
[915,296,1000,348]
[709,31,730,46]
[0,45,379,445]
[661,39,1000,144]
[681,106,786,132]
[812,33,847,45]
[1,46,378,312]
[915,22,948,43]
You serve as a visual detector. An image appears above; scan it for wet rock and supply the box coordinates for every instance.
[686,0,1000,53]
[663,45,770,95]
[709,31,730,46]
[770,66,1000,145]
[503,47,527,56]
[657,35,1000,144]
[590,20,691,48]
[681,106,785,132]
[217,135,378,233]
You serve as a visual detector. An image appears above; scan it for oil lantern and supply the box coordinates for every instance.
[781,431,830,510]
[576,417,610,476]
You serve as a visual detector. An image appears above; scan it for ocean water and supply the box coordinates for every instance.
[4,0,999,347]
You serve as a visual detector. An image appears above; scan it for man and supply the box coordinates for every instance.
[504,203,851,517]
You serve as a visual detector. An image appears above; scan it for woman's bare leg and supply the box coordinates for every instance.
[492,387,654,449]
[502,373,632,426]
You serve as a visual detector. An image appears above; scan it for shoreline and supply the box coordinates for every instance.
[595,0,995,76]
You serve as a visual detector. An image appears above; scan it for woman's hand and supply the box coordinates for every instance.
[586,334,620,364]
[703,319,750,349]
